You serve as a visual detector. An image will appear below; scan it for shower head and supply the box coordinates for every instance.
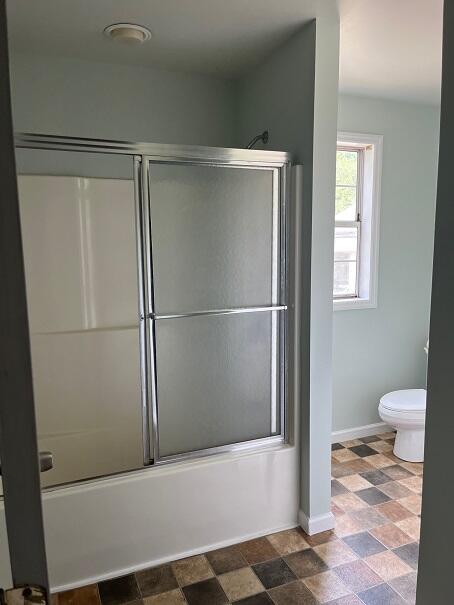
[246,130,269,149]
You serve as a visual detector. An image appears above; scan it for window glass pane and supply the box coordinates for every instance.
[334,261,357,297]
[155,311,281,457]
[336,150,358,186]
[334,226,358,261]
[335,186,357,220]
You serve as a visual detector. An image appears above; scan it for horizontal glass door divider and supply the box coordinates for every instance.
[149,306,287,320]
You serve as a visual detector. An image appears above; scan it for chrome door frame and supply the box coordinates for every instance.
[14,132,291,478]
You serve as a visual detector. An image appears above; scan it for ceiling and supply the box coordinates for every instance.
[7,0,443,104]
[6,0,317,79]
[339,0,443,105]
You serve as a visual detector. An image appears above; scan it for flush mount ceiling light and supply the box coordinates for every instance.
[104,23,152,45]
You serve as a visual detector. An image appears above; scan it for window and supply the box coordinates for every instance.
[333,132,383,310]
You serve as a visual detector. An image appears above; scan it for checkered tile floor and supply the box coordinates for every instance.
[53,432,422,605]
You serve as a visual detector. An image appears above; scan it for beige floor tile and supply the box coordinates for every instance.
[303,571,351,603]
[378,481,413,501]
[377,432,397,440]
[338,474,373,492]
[400,494,422,515]
[334,514,366,538]
[144,589,186,605]
[375,501,414,523]
[332,449,360,463]
[396,516,421,541]
[332,503,346,518]
[398,476,423,494]
[314,540,358,567]
[218,567,264,601]
[340,439,363,448]
[369,523,413,548]
[384,451,402,464]
[53,585,100,605]
[367,454,394,469]
[172,555,214,587]
[332,493,368,513]
[365,550,413,581]
[400,462,424,476]
[369,441,394,454]
[267,528,310,555]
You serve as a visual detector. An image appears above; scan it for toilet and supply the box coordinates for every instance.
[378,389,426,462]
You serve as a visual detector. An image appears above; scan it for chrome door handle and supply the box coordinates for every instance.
[0,452,53,476]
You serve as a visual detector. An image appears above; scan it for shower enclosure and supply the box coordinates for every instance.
[14,134,291,488]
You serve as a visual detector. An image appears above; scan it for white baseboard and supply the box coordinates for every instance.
[298,510,335,536]
[331,421,391,444]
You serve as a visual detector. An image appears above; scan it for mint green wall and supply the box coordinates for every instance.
[10,53,236,147]
[333,95,440,432]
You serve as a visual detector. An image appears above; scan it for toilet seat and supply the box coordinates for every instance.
[380,389,426,413]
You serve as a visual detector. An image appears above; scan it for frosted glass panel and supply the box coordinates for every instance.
[149,163,275,313]
[155,312,281,457]
[17,151,144,487]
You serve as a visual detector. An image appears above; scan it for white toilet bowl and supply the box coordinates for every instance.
[378,389,426,462]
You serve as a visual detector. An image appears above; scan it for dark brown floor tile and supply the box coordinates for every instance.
[235,593,273,605]
[392,542,419,569]
[358,583,407,605]
[98,574,140,605]
[304,530,337,547]
[239,538,278,564]
[359,470,390,486]
[252,558,296,589]
[284,548,329,578]
[389,571,417,603]
[206,545,248,575]
[182,578,228,605]
[360,436,381,444]
[381,465,413,481]
[332,443,345,451]
[54,585,100,605]
[349,444,377,457]
[342,532,386,558]
[332,480,348,496]
[356,487,391,506]
[268,580,318,605]
[333,560,381,592]
[136,565,178,598]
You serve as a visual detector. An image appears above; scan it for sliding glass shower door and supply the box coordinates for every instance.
[145,159,287,461]
[13,134,289,486]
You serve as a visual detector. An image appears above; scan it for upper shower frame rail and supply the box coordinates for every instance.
[14,132,292,479]
[14,132,291,166]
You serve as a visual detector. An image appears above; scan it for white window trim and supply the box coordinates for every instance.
[334,131,383,311]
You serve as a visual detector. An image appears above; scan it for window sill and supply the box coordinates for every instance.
[333,297,377,312]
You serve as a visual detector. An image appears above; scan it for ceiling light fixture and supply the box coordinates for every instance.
[104,23,152,45]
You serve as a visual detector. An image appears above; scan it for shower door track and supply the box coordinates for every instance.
[15,132,291,480]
